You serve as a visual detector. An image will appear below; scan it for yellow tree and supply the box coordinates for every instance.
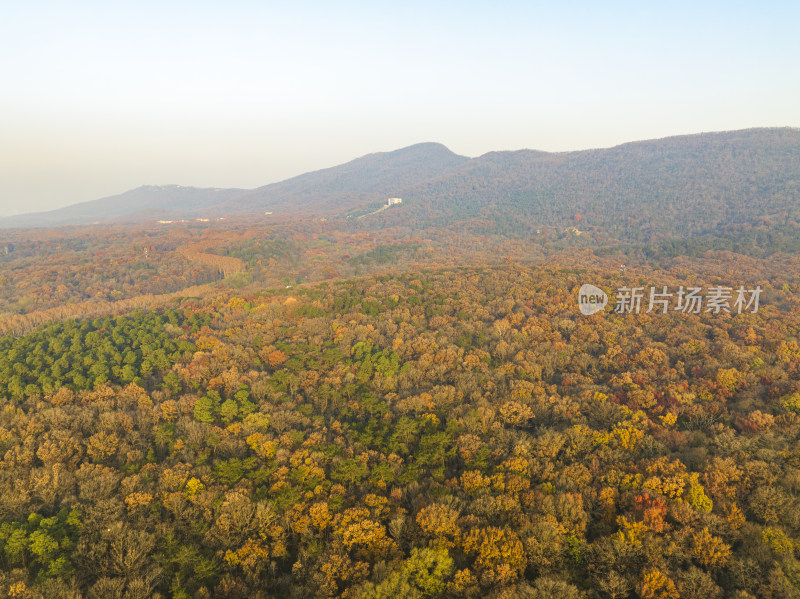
[416,504,461,549]
[463,526,525,586]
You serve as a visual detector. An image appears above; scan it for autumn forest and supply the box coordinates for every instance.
[1,132,800,599]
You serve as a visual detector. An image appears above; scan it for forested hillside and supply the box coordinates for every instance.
[0,237,799,597]
[384,128,800,241]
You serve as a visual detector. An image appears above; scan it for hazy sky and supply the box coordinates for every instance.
[1,1,799,215]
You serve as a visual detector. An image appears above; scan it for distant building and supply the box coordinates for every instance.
[356,197,404,220]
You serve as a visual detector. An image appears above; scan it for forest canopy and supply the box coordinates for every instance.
[0,259,798,598]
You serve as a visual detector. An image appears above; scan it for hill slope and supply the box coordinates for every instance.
[383,128,800,241]
[0,143,469,228]
[223,142,470,215]
[0,185,249,228]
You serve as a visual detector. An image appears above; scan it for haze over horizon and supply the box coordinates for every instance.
[2,1,799,216]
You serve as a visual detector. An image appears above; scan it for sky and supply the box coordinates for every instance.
[1,1,799,215]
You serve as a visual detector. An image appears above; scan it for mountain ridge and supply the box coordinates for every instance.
[2,128,798,240]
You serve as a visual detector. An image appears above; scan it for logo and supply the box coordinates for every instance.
[578,284,608,315]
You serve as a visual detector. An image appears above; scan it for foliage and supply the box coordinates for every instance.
[1,219,800,598]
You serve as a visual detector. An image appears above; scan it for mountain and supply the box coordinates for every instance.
[0,185,248,228]
[0,142,469,228]
[222,142,470,215]
[2,129,798,241]
[384,128,800,241]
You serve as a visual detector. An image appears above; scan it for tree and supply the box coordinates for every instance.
[416,504,461,549]
[463,527,525,586]
[358,548,454,598]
